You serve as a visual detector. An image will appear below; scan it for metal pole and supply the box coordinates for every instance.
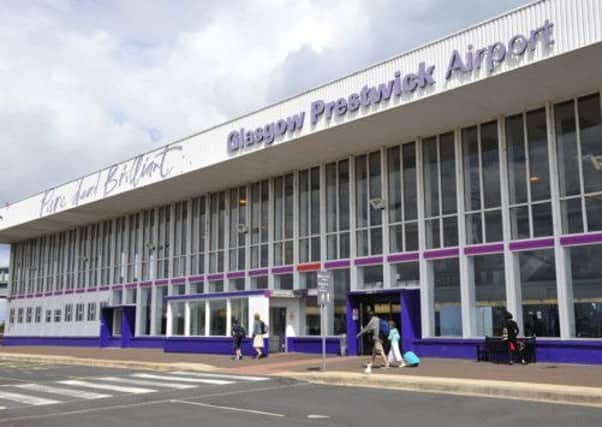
[321,303,326,371]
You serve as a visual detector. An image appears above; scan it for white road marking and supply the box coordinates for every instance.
[170,399,285,417]
[16,383,111,400]
[307,414,330,419]
[58,380,155,394]
[0,390,61,406]
[97,377,196,390]
[131,373,233,385]
[0,383,310,423]
[169,371,269,382]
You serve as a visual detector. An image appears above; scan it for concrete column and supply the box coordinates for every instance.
[546,102,574,339]
[416,137,433,337]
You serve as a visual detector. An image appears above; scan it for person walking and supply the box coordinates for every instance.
[356,308,389,373]
[387,320,406,367]
[231,318,246,361]
[503,311,526,365]
[252,313,267,359]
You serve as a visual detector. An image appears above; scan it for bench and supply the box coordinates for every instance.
[476,336,536,364]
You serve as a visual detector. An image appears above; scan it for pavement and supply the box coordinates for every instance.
[0,360,600,426]
[1,346,602,408]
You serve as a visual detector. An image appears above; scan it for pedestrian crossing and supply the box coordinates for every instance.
[0,371,270,411]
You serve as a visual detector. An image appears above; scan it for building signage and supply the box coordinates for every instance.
[39,144,184,217]
[227,20,554,153]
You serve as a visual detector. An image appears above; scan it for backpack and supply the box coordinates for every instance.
[379,318,390,341]
[260,321,267,335]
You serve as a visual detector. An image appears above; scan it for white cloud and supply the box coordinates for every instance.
[0,0,529,264]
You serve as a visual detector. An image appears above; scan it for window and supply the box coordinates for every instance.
[274,274,293,290]
[45,309,52,323]
[141,209,155,280]
[125,288,137,304]
[358,265,383,289]
[155,286,168,335]
[156,205,171,279]
[87,303,96,321]
[26,307,33,323]
[77,225,89,290]
[112,289,122,306]
[462,122,503,244]
[209,299,227,335]
[190,301,206,336]
[570,244,602,337]
[100,220,112,286]
[519,250,559,337]
[64,304,73,322]
[356,152,383,256]
[112,218,126,284]
[507,109,553,239]
[172,201,188,277]
[113,308,122,336]
[140,287,152,335]
[230,298,249,334]
[326,161,350,259]
[172,302,185,336]
[89,223,101,288]
[35,306,41,323]
[423,133,458,249]
[127,214,140,282]
[250,181,269,268]
[299,167,321,262]
[392,262,420,288]
[388,143,419,252]
[75,303,85,321]
[555,93,602,234]
[208,193,226,273]
[190,197,207,276]
[54,309,61,323]
[17,308,23,323]
[230,278,245,291]
[305,296,320,335]
[433,258,462,336]
[208,280,224,293]
[190,281,204,294]
[251,276,268,290]
[273,174,294,266]
[473,254,506,336]
[9,309,15,324]
[229,186,247,271]
[333,269,350,335]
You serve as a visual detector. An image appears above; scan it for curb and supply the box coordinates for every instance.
[0,353,216,372]
[279,371,602,408]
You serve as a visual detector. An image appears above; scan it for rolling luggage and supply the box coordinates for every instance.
[403,351,420,367]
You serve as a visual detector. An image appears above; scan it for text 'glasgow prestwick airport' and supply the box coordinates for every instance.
[227,20,554,153]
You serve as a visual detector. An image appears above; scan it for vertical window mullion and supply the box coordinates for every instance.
[574,99,588,231]
[436,136,444,247]
[523,112,534,238]
[477,125,486,241]
[400,144,406,251]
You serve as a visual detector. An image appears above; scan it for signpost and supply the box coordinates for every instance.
[317,270,330,371]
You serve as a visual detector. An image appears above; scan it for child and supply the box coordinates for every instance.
[387,320,406,367]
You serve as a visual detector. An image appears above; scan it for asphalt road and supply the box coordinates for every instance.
[0,360,600,426]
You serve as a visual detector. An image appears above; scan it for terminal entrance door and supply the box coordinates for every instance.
[269,307,287,353]
[357,294,401,356]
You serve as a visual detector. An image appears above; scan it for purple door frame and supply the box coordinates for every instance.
[346,288,421,356]
[99,305,136,348]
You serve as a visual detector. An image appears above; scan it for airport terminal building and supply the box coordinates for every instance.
[1,0,602,363]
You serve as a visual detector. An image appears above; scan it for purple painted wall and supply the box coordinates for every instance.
[164,337,270,357]
[2,336,99,347]
[400,289,421,353]
[286,337,341,354]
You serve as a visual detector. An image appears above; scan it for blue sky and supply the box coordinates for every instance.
[0,0,530,268]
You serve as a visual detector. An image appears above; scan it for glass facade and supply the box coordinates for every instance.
[7,91,602,344]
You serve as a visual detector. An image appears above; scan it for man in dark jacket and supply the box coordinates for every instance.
[231,318,246,361]
[503,312,526,365]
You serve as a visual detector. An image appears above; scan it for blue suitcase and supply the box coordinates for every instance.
[403,351,420,367]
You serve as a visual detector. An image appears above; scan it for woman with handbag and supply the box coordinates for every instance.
[252,313,267,359]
